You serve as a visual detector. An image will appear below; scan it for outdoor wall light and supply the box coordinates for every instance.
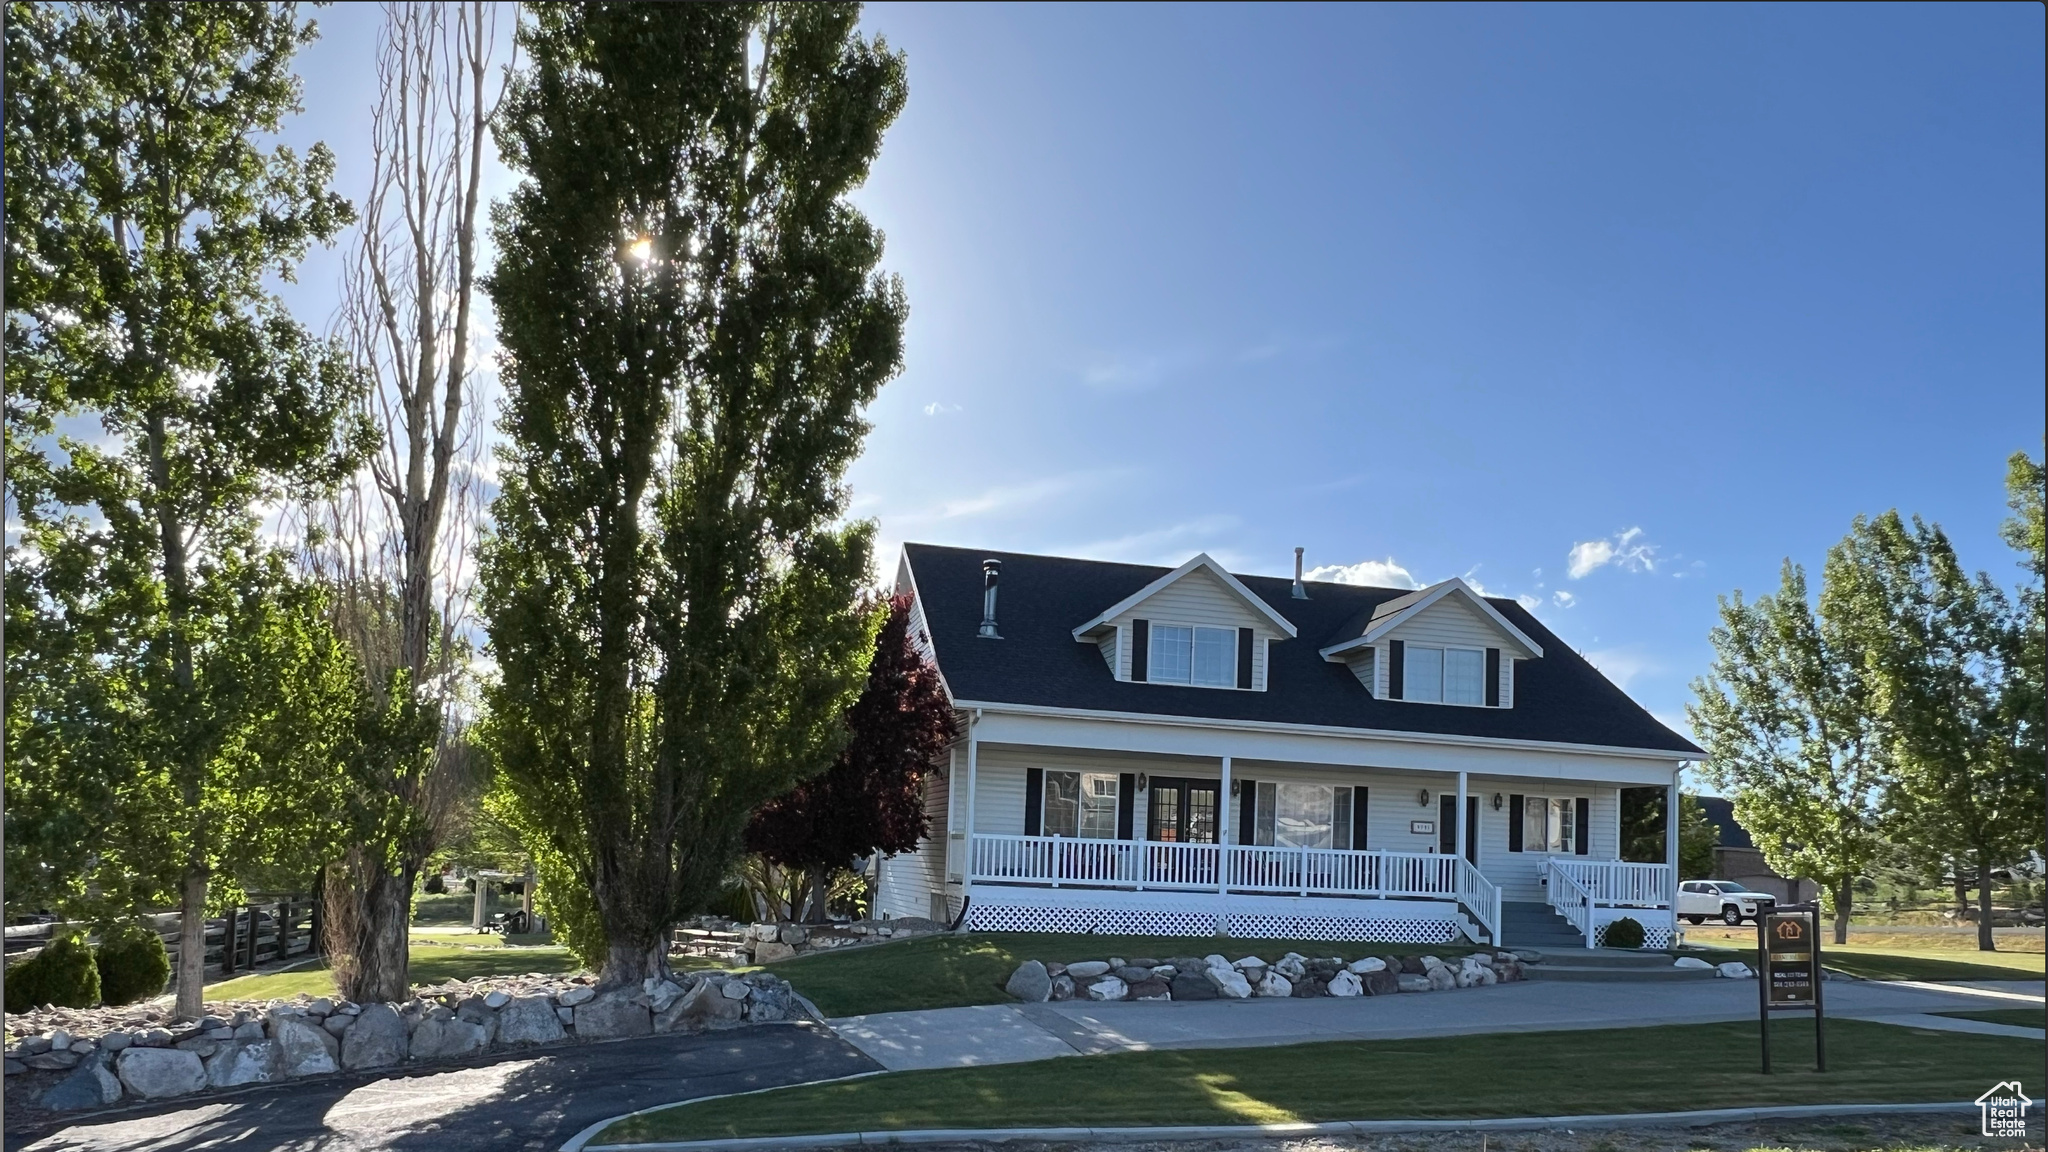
[1492,793,1504,811]
[1417,788,1430,807]
[1230,780,1242,798]
[1136,774,1149,792]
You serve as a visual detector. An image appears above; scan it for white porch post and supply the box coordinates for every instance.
[961,713,980,924]
[1455,771,1469,863]
[1666,769,1682,940]
[1216,756,1233,933]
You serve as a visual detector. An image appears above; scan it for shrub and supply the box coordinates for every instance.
[423,872,446,895]
[1602,916,1646,949]
[96,920,172,1005]
[4,928,103,1012]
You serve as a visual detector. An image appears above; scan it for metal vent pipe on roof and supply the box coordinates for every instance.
[978,558,1002,639]
[1292,547,1309,599]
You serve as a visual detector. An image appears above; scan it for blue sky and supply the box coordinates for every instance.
[274,3,2044,744]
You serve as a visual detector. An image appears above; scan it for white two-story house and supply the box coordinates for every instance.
[873,544,1702,949]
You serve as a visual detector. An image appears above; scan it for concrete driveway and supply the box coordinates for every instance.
[5,1022,879,1152]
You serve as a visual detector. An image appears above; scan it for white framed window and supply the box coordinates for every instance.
[1251,782,1355,849]
[1403,645,1486,706]
[1521,795,1578,853]
[1043,770,1119,839]
[1149,623,1236,688]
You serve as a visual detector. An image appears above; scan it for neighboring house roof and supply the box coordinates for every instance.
[902,543,1705,755]
[1696,795,1754,849]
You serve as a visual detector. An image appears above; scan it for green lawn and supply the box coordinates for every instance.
[597,1018,2042,1143]
[207,938,578,1001]
[761,931,1485,1017]
[1934,1008,2045,1029]
[1682,941,2044,983]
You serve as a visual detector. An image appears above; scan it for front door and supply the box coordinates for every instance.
[1148,777,1220,843]
[1439,795,1478,864]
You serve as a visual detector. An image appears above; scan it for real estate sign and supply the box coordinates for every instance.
[1756,903,1825,1073]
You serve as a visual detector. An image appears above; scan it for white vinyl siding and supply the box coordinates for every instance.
[1096,630,1118,675]
[1344,648,1376,694]
[1105,567,1277,690]
[1384,596,1522,707]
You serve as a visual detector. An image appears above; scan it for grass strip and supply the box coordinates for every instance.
[1932,1008,2045,1029]
[597,1018,2042,1144]
[1683,942,2044,983]
[208,940,578,1000]
[763,931,1485,1017]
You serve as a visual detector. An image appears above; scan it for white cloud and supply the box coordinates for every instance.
[1066,515,1244,567]
[1567,527,1658,579]
[1583,647,1657,690]
[1552,590,1577,608]
[1515,593,1541,611]
[891,470,1125,526]
[921,401,962,416]
[1304,557,1421,589]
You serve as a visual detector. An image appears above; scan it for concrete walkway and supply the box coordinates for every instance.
[830,976,2044,1071]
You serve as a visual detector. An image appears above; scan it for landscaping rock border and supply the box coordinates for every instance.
[1004,950,1536,1003]
[673,915,951,965]
[6,968,811,1114]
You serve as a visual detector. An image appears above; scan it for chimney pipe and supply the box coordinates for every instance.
[1292,547,1309,599]
[978,559,1002,638]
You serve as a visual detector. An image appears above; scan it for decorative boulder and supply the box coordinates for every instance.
[1399,956,1427,975]
[1065,960,1111,979]
[656,980,743,1032]
[1426,965,1458,991]
[753,941,798,964]
[342,1004,408,1070]
[1254,971,1293,998]
[1273,953,1309,981]
[1673,956,1713,970]
[1049,974,1076,1002]
[1205,966,1253,999]
[455,996,500,1045]
[1361,969,1401,996]
[273,1017,340,1078]
[206,1041,278,1087]
[1005,960,1053,1003]
[1512,949,1543,964]
[1128,978,1172,1001]
[1347,957,1387,975]
[557,985,596,1007]
[573,989,653,1040]
[777,924,809,947]
[1084,976,1128,1001]
[1396,973,1432,993]
[1044,961,1068,978]
[409,1017,489,1061]
[1290,977,1326,998]
[645,980,687,1015]
[1112,966,1154,986]
[1327,970,1364,997]
[1168,971,1217,1001]
[117,1048,206,1099]
[40,1052,123,1111]
[1717,961,1754,979]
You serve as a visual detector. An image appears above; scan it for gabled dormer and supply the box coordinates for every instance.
[1071,553,1297,690]
[1318,577,1541,707]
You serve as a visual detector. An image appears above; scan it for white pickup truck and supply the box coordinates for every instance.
[1677,880,1777,925]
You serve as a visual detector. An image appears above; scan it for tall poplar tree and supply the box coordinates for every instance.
[480,3,907,986]
[3,2,368,1014]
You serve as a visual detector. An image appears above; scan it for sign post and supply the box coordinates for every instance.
[1757,903,1825,1073]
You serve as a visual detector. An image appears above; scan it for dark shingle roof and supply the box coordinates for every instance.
[903,543,1703,756]
[1696,796,1750,848]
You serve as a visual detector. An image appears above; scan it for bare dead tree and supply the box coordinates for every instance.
[303,0,509,1005]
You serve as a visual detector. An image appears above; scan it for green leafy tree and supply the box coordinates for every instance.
[3,1,369,1014]
[1828,510,2042,951]
[478,2,908,986]
[1689,562,1885,943]
[1618,790,1718,880]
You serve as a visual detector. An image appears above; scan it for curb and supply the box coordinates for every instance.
[571,1100,1977,1151]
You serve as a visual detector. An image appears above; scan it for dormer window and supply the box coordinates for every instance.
[1403,645,1486,705]
[1150,624,1236,687]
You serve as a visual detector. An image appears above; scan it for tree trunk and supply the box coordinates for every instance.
[175,865,210,1018]
[1832,878,1852,945]
[602,937,667,990]
[344,860,417,1004]
[1977,858,1997,952]
[1953,872,1969,920]
[806,871,831,924]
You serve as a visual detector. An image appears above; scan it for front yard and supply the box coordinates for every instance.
[206,936,577,1000]
[1679,926,2045,983]
[594,1017,2043,1143]
[760,931,1489,1017]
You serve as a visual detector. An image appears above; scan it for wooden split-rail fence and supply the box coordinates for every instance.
[3,896,322,985]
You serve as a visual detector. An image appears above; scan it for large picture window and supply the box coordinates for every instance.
[1521,795,1577,853]
[1043,770,1119,839]
[1149,624,1236,688]
[1251,782,1356,849]
[1403,645,1486,705]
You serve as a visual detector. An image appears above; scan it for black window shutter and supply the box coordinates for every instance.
[1238,780,1256,845]
[1355,787,1368,850]
[1024,768,1043,835]
[1236,627,1254,689]
[1388,640,1405,699]
[1117,774,1136,839]
[1130,620,1149,682]
[1507,794,1523,852]
[1485,648,1501,707]
[1575,797,1591,855]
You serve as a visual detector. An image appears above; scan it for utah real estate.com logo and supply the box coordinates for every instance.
[1976,1081,2032,1138]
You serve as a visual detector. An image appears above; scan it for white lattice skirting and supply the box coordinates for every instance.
[1226,913,1457,944]
[963,888,1471,943]
[1592,913,1675,950]
[969,904,1220,936]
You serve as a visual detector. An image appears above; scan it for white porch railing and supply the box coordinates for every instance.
[1549,859,1674,907]
[968,834,1500,942]
[1545,859,1596,948]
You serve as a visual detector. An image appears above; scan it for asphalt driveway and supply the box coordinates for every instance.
[5,1021,879,1152]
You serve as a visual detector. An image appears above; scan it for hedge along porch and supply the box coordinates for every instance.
[872,545,1699,949]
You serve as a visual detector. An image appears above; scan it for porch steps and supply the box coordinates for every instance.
[1498,901,1592,949]
[1520,949,1719,983]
